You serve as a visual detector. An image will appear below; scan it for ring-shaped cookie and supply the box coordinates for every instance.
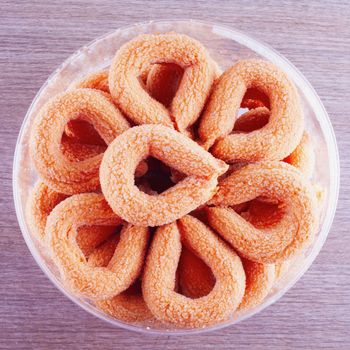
[178,249,275,312]
[30,88,131,194]
[26,182,116,255]
[207,161,318,263]
[100,125,228,227]
[86,237,154,323]
[109,33,217,132]
[233,108,315,178]
[46,193,150,300]
[199,59,303,162]
[142,216,245,328]
[65,70,110,145]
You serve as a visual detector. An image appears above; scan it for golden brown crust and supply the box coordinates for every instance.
[241,88,270,109]
[60,134,106,161]
[76,225,117,258]
[87,235,120,268]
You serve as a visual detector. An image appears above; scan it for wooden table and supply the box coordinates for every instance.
[1,1,349,349]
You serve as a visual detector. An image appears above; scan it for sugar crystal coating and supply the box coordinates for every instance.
[142,216,246,328]
[199,59,303,162]
[109,33,217,132]
[207,161,318,263]
[46,193,149,300]
[25,31,321,329]
[87,236,155,323]
[30,88,131,194]
[100,125,228,227]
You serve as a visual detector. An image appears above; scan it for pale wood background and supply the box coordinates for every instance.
[1,0,349,349]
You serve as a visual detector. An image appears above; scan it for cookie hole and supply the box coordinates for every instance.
[231,88,271,134]
[60,134,107,162]
[60,118,107,161]
[64,119,107,147]
[233,198,286,229]
[135,157,186,195]
[146,63,184,108]
[86,232,121,267]
[237,107,249,116]
[233,108,270,134]
[124,279,143,297]
[177,246,216,298]
[242,88,270,110]
[76,225,120,258]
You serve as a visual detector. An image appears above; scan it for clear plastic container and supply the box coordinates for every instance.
[13,20,339,335]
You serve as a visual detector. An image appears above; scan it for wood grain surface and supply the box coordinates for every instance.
[1,0,349,349]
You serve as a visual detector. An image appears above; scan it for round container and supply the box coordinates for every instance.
[13,20,339,335]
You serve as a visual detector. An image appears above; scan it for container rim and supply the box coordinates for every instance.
[12,19,339,335]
